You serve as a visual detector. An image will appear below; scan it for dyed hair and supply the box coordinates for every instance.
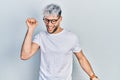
[43,4,62,17]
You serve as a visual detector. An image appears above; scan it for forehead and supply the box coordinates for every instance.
[44,15,58,19]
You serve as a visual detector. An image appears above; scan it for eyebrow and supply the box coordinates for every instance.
[43,16,60,20]
[44,18,58,20]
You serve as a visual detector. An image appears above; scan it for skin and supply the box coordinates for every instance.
[44,15,63,34]
[20,15,99,80]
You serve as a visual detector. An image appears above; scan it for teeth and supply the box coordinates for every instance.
[48,27,53,30]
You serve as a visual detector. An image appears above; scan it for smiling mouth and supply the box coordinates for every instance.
[48,26,55,31]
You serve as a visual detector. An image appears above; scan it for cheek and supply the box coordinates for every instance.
[55,24,59,27]
[55,22,60,26]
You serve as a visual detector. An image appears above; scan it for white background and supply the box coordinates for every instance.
[0,0,120,80]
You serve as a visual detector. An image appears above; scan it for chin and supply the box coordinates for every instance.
[47,30,54,34]
[48,32,52,34]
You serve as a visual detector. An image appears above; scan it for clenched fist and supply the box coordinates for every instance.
[26,18,38,30]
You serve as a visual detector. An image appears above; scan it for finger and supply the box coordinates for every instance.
[30,19,36,23]
[26,18,38,25]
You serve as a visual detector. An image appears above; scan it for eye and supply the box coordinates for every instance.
[52,20,57,22]
[45,19,48,21]
[44,19,49,22]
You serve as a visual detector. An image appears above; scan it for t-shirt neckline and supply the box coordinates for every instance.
[46,29,65,36]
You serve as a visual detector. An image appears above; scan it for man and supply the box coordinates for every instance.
[21,3,99,80]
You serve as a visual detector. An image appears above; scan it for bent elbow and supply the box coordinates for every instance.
[20,53,30,60]
[20,56,28,60]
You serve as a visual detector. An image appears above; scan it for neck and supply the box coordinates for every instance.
[53,26,63,34]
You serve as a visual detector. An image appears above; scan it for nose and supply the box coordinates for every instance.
[47,21,53,26]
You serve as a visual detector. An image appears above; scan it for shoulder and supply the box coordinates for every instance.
[64,29,78,39]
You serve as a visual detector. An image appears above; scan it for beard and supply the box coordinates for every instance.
[46,24,59,34]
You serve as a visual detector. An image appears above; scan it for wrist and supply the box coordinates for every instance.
[28,28,35,32]
[90,74,98,80]
[27,28,35,36]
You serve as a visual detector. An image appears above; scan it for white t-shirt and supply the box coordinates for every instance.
[33,29,82,80]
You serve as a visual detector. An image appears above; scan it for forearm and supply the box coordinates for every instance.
[78,57,95,77]
[21,29,34,58]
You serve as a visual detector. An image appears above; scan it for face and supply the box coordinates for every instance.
[43,15,62,34]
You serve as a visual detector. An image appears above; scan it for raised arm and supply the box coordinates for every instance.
[20,18,40,60]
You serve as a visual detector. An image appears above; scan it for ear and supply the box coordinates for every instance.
[59,16,62,22]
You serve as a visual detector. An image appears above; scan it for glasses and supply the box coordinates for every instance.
[43,16,60,24]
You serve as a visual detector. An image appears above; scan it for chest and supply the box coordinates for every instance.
[40,35,75,54]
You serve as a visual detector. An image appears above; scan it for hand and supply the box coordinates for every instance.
[26,18,38,30]
[91,77,100,80]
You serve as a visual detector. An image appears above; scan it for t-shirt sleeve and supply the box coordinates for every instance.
[32,33,41,46]
[72,35,82,53]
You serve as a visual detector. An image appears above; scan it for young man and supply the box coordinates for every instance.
[21,4,99,80]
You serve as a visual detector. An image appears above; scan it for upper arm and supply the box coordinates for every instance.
[31,42,40,55]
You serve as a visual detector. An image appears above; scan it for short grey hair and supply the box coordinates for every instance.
[43,4,62,17]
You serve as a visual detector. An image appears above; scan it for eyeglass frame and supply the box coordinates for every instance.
[43,16,60,24]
